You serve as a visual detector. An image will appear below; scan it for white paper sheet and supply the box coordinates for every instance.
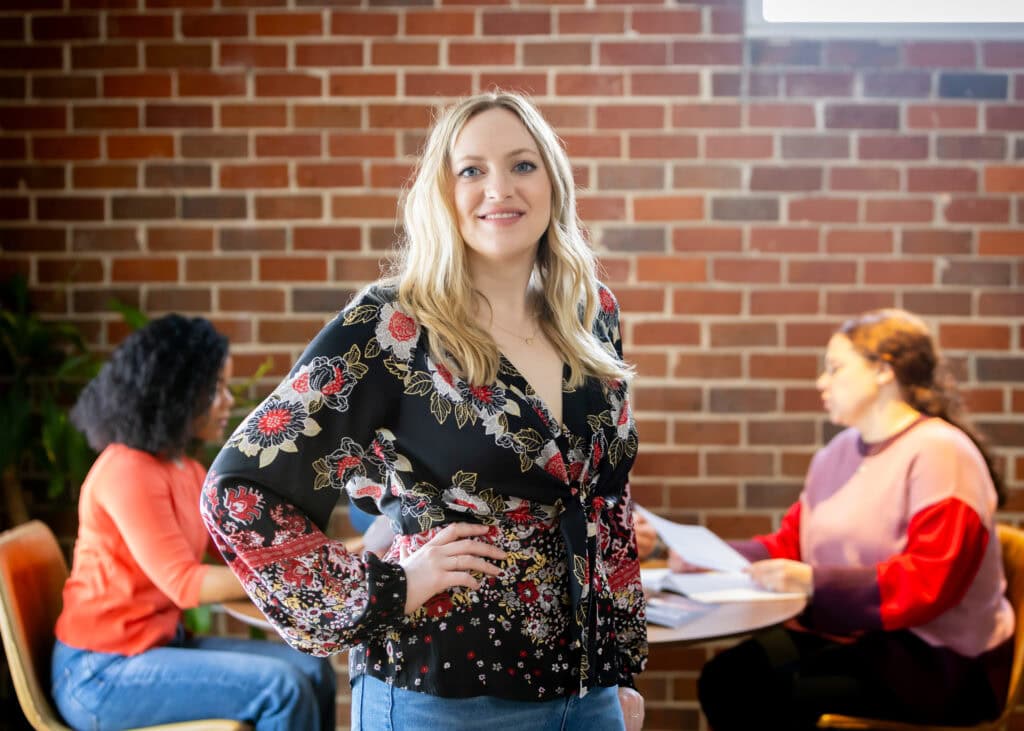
[635,504,751,573]
[641,567,805,603]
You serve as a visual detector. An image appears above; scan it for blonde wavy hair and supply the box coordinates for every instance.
[392,91,633,389]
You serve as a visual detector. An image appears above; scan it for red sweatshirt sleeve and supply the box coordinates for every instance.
[750,502,802,561]
[808,497,987,634]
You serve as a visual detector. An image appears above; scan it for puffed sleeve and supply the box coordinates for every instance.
[200,286,411,655]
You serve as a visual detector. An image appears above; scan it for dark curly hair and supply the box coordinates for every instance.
[838,308,1005,507]
[71,314,229,459]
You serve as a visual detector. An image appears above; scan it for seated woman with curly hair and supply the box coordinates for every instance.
[50,314,336,731]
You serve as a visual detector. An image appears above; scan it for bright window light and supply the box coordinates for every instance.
[762,0,1024,24]
[747,0,1024,38]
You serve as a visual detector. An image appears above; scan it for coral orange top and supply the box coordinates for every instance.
[56,444,214,656]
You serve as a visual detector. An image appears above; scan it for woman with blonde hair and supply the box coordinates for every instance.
[202,91,647,730]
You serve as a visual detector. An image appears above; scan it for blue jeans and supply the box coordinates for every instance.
[52,629,336,731]
[350,674,626,731]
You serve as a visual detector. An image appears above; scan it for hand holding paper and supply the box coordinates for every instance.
[633,504,750,572]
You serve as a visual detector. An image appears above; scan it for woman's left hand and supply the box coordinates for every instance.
[618,686,644,731]
[746,558,813,596]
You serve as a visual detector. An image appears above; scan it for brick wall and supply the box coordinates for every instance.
[1,1,1022,729]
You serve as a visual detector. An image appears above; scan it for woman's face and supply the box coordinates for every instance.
[191,356,235,444]
[449,107,553,269]
[816,334,884,428]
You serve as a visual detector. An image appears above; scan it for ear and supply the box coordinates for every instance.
[875,361,896,386]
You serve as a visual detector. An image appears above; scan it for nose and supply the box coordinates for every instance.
[815,372,828,391]
[485,170,512,200]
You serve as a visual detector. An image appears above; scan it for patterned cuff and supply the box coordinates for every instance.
[361,552,408,628]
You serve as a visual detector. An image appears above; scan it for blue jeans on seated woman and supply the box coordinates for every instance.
[351,674,626,731]
[51,627,336,731]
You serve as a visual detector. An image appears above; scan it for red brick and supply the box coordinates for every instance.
[750,354,819,380]
[826,291,896,315]
[635,255,705,282]
[72,105,137,130]
[944,197,1011,224]
[786,322,836,348]
[864,260,934,285]
[598,164,663,190]
[632,8,701,34]
[611,286,664,313]
[331,256,385,283]
[32,14,99,40]
[145,43,212,70]
[858,136,929,160]
[908,167,979,193]
[596,105,664,130]
[294,227,361,252]
[672,165,741,189]
[34,135,100,161]
[709,387,777,414]
[181,12,247,37]
[674,354,742,380]
[577,196,626,222]
[328,133,395,158]
[826,230,893,254]
[824,104,899,130]
[789,197,858,223]
[750,166,822,192]
[960,388,1004,414]
[331,195,398,220]
[255,134,320,158]
[221,104,286,128]
[111,194,175,220]
[634,387,701,415]
[32,76,95,99]
[785,72,854,97]
[666,483,740,511]
[148,227,212,252]
[788,260,856,285]
[905,42,976,68]
[672,226,742,253]
[372,42,438,67]
[405,71,473,96]
[221,42,288,68]
[450,42,516,67]
[979,293,1024,316]
[220,288,286,313]
[186,256,251,282]
[902,230,973,256]
[103,73,172,98]
[561,134,621,159]
[178,72,246,97]
[706,135,773,159]
[747,103,815,128]
[985,166,1024,193]
[538,104,590,130]
[750,227,818,253]
[107,13,174,38]
[710,323,777,347]
[524,42,589,67]
[145,104,212,128]
[219,227,284,250]
[256,73,321,97]
[368,104,432,130]
[254,195,322,220]
[553,72,623,97]
[254,12,322,37]
[750,290,818,315]
[369,163,412,189]
[112,257,177,282]
[181,134,247,159]
[672,289,742,315]
[600,41,667,66]
[297,163,363,188]
[39,257,103,283]
[632,321,702,347]
[295,42,363,68]
[983,41,1024,67]
[72,227,140,252]
[829,167,900,191]
[633,196,703,222]
[294,105,360,129]
[482,10,550,35]
[671,40,742,65]
[257,256,327,282]
[632,452,700,478]
[940,324,1011,351]
[406,10,475,36]
[906,105,978,130]
[713,258,781,283]
[330,11,398,36]
[560,10,625,35]
[0,105,65,131]
[711,7,742,34]
[936,135,1006,160]
[674,420,740,445]
[630,71,704,96]
[986,106,1024,131]
[864,199,934,223]
[672,103,741,128]
[979,231,1024,256]
[478,73,548,96]
[781,134,849,159]
[326,72,395,97]
[220,164,288,189]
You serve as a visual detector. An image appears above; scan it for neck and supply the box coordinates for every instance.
[468,256,536,325]
[856,399,922,443]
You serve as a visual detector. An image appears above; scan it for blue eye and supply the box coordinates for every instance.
[514,161,537,173]
[458,166,482,178]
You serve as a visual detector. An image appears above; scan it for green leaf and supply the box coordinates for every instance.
[183,605,213,635]
[107,298,149,331]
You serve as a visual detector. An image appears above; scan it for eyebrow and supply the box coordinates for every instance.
[452,148,539,164]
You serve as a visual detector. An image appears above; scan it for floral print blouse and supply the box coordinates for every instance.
[200,283,647,701]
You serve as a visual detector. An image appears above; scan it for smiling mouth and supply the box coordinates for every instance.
[478,211,523,220]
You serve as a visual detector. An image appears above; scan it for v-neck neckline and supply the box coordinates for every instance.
[498,352,570,436]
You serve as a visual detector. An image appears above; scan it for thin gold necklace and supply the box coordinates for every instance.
[490,318,540,345]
